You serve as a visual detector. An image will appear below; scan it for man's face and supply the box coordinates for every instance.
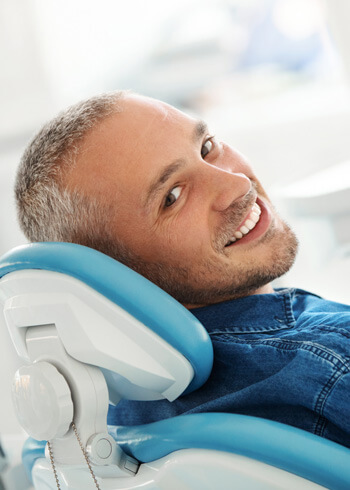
[69,94,297,307]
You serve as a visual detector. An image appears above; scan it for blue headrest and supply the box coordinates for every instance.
[0,242,213,393]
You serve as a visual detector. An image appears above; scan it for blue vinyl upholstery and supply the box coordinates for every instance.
[113,413,350,490]
[112,413,350,489]
[23,413,350,489]
[0,242,213,393]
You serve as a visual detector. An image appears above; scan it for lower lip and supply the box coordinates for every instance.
[227,197,272,247]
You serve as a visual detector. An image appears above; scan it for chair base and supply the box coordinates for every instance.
[32,449,325,490]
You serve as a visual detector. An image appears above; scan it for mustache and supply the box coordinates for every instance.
[215,183,258,250]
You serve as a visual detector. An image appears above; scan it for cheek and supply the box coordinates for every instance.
[157,211,211,260]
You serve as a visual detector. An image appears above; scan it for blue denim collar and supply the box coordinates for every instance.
[189,288,297,334]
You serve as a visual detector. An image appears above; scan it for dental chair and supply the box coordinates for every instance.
[0,243,350,490]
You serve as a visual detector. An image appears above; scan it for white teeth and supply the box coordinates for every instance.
[253,203,261,215]
[225,202,262,246]
[245,219,255,230]
[251,211,260,222]
[226,237,237,246]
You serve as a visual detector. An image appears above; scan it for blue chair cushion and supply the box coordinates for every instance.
[23,414,350,489]
[111,413,350,489]
[0,242,213,393]
[22,437,46,483]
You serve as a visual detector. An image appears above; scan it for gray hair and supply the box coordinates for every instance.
[15,90,134,261]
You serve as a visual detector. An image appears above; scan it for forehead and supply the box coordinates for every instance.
[68,94,196,202]
[81,94,195,162]
[118,94,192,140]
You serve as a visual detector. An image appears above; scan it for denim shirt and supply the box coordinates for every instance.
[108,288,350,448]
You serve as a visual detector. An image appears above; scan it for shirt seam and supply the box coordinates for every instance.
[209,323,293,334]
[313,365,350,437]
[209,336,350,367]
[190,288,298,331]
[210,335,350,438]
[281,288,296,326]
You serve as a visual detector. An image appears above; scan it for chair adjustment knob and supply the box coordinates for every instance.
[12,361,73,440]
[86,433,120,465]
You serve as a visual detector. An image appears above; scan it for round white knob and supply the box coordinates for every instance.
[86,433,120,465]
[12,361,73,440]
[96,438,112,459]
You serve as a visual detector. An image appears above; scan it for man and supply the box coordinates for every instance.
[15,91,350,448]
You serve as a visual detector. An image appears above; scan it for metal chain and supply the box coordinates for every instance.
[47,440,61,489]
[47,423,101,490]
[72,422,101,489]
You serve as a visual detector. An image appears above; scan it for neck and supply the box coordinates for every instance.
[184,282,274,309]
[250,283,274,295]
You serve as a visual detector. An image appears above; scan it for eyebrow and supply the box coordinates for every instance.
[144,120,209,210]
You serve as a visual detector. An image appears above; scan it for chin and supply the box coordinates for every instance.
[124,218,298,308]
[176,220,299,306]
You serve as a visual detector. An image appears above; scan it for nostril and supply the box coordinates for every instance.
[211,174,252,213]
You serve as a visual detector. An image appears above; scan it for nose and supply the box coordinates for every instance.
[201,164,252,212]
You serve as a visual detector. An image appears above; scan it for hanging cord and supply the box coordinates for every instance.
[47,422,101,490]
[47,441,61,490]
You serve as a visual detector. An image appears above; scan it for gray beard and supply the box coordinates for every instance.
[124,219,299,306]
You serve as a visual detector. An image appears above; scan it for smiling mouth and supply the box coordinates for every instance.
[225,202,262,247]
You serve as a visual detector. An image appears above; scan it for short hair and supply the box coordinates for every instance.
[15,90,135,261]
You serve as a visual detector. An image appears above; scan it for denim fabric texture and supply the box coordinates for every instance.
[108,288,350,448]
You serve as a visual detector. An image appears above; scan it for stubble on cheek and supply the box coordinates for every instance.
[119,204,298,306]
[171,216,298,305]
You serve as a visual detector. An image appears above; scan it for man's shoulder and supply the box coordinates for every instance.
[275,287,321,299]
[288,287,350,328]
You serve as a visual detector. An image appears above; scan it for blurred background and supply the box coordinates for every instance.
[0,0,349,484]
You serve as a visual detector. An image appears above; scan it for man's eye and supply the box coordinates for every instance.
[201,137,214,159]
[165,186,181,207]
